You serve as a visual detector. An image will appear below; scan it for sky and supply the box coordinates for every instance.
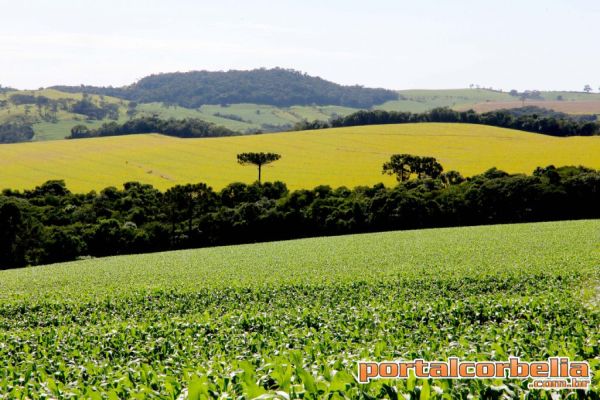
[1,0,599,91]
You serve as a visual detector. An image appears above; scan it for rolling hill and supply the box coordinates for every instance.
[1,123,600,192]
[386,89,600,113]
[0,89,362,141]
[2,75,600,143]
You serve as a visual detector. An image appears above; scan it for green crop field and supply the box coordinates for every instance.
[0,220,598,398]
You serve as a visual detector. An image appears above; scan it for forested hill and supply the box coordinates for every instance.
[51,68,399,108]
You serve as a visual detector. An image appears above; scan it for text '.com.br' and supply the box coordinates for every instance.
[358,357,591,390]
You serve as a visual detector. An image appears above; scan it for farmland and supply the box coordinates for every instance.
[0,219,598,398]
[0,89,130,141]
[1,123,600,192]
[460,100,600,115]
[391,89,600,114]
[3,86,600,144]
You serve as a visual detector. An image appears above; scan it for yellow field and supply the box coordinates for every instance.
[2,123,600,192]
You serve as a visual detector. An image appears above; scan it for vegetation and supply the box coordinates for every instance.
[4,84,600,143]
[133,102,358,134]
[67,116,235,139]
[382,154,445,182]
[6,92,121,121]
[0,90,361,142]
[296,108,600,137]
[2,124,600,192]
[51,68,399,108]
[1,164,599,269]
[0,119,34,143]
[0,89,129,142]
[499,105,597,121]
[389,88,600,113]
[237,152,282,183]
[0,219,598,397]
[69,96,119,120]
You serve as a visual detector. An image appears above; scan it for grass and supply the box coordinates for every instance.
[136,103,359,132]
[391,89,600,114]
[460,100,600,115]
[31,119,116,141]
[0,89,130,141]
[4,88,600,143]
[1,123,600,193]
[0,219,598,398]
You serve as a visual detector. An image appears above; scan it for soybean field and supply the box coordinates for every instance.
[0,220,598,398]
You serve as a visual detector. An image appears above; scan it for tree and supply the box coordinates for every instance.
[584,84,592,93]
[164,183,215,244]
[382,154,415,182]
[416,156,444,179]
[440,170,465,186]
[70,124,91,139]
[519,92,528,106]
[237,152,281,183]
[382,154,444,182]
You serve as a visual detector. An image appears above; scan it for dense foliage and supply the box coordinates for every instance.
[70,98,119,120]
[1,165,599,269]
[51,68,399,108]
[0,220,598,397]
[296,107,600,137]
[0,119,34,143]
[68,116,235,139]
[382,154,444,182]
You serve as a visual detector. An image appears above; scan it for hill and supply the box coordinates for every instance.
[1,123,600,192]
[0,88,362,141]
[0,220,598,396]
[51,68,399,108]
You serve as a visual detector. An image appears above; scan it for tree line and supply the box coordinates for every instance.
[68,116,235,139]
[295,107,600,137]
[1,163,598,269]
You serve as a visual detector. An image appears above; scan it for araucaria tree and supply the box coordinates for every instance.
[382,154,444,182]
[237,152,281,183]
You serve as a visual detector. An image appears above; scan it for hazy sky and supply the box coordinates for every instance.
[2,0,599,91]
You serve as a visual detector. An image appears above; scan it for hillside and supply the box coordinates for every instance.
[0,89,130,141]
[0,220,598,396]
[389,88,600,114]
[0,89,362,141]
[1,123,600,192]
[52,68,399,108]
[3,84,600,143]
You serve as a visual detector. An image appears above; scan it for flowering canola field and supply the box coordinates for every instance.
[2,123,600,192]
